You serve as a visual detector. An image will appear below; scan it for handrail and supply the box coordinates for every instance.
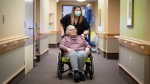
[0,36,29,54]
[96,31,120,38]
[115,36,150,55]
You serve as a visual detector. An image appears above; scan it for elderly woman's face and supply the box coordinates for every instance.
[68,26,77,36]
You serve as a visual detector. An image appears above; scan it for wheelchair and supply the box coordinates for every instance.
[57,49,94,80]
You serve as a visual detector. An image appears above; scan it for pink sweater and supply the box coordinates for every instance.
[59,35,90,51]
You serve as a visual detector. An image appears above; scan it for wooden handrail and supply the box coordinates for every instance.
[0,36,29,45]
[0,36,29,54]
[96,31,120,38]
[37,32,50,39]
[115,36,150,46]
[115,36,150,55]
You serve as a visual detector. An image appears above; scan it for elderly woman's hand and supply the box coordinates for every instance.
[85,48,90,55]
[67,48,74,53]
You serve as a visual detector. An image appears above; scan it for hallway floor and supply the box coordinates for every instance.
[19,48,128,84]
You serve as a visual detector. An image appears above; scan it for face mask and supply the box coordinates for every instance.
[75,11,81,16]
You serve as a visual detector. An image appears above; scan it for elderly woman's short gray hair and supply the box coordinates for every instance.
[65,25,76,35]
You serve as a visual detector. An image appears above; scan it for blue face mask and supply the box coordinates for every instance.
[75,11,81,16]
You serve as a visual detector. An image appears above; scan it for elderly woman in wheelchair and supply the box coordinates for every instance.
[58,25,94,82]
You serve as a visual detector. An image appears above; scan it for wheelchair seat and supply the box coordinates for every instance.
[62,57,91,63]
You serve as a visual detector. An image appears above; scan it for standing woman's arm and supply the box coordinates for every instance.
[59,23,65,36]
[60,14,69,36]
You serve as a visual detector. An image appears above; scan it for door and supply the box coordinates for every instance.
[62,5,73,17]
[62,5,86,17]
[25,0,35,74]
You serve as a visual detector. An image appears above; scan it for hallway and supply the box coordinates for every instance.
[19,48,128,84]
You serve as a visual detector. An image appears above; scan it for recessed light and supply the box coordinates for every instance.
[76,0,86,2]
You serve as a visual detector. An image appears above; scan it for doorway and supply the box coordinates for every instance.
[25,0,35,74]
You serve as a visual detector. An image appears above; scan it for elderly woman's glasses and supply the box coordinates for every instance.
[69,29,76,31]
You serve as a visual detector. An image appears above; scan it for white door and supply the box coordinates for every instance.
[25,0,35,74]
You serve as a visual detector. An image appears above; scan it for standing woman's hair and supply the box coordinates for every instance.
[70,5,83,25]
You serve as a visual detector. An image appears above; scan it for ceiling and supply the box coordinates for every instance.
[59,0,97,2]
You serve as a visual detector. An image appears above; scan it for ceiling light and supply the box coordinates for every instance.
[25,0,33,2]
[76,0,86,2]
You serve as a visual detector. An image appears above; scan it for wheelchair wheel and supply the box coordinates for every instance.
[89,62,94,79]
[89,54,94,79]
[57,65,62,79]
[57,52,62,79]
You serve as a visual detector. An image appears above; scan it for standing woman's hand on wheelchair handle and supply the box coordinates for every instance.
[85,48,90,55]
[67,48,74,53]
[81,30,89,39]
[81,33,87,40]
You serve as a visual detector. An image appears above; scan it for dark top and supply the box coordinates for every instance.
[60,14,90,35]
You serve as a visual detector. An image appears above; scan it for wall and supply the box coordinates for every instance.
[98,0,120,57]
[49,0,57,31]
[98,0,120,33]
[0,0,25,39]
[40,0,49,32]
[146,0,150,41]
[104,0,108,32]
[119,0,150,83]
[99,37,106,52]
[119,45,147,83]
[97,0,106,53]
[0,0,25,83]
[35,0,50,53]
[120,0,146,40]
[108,0,120,34]
[98,0,104,32]
[94,2,98,31]
[36,0,40,28]
[0,47,25,83]
[106,38,119,53]
[48,0,59,44]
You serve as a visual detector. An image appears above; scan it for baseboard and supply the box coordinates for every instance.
[99,49,106,58]
[106,53,119,59]
[36,49,49,62]
[49,43,60,48]
[119,66,138,84]
[7,67,25,84]
[98,48,118,59]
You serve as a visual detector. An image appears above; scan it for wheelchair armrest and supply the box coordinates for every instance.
[59,48,66,56]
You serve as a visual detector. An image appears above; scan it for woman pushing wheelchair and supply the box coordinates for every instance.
[59,5,90,39]
[59,25,91,82]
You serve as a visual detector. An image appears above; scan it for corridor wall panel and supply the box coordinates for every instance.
[0,0,25,40]
[97,0,120,59]
[0,47,25,84]
[0,0,25,83]
[119,0,150,84]
[120,0,147,40]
